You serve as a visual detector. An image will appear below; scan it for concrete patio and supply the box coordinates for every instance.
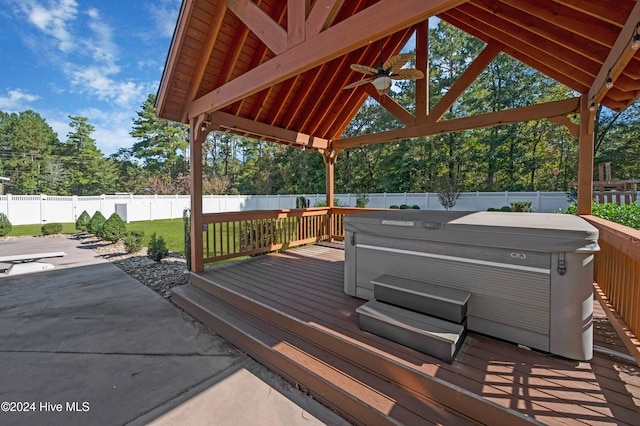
[0,236,347,426]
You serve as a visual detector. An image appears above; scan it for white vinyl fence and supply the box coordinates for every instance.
[0,191,584,226]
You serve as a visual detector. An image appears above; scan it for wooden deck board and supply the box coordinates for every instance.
[192,245,640,425]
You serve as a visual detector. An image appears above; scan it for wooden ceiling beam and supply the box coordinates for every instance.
[180,1,227,121]
[287,0,307,48]
[453,4,598,84]
[553,0,634,27]
[471,0,608,67]
[238,2,288,118]
[226,0,287,54]
[188,0,465,120]
[334,97,580,149]
[428,41,503,123]
[156,0,195,122]
[294,0,370,135]
[306,0,344,38]
[588,0,640,106]
[415,20,428,124]
[443,11,592,92]
[211,111,329,150]
[503,0,619,47]
[363,85,415,126]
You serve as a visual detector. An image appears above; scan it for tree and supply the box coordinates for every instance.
[61,116,117,195]
[0,110,59,194]
[131,94,189,179]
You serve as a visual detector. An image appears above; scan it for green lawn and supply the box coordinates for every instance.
[8,219,187,255]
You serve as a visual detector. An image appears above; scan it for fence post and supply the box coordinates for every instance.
[504,191,509,207]
[40,194,47,224]
[100,194,105,216]
[537,191,541,212]
[72,195,78,221]
[6,194,11,223]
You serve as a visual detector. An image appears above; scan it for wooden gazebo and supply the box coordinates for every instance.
[157,1,640,424]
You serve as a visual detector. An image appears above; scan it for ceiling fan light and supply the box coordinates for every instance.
[372,75,392,93]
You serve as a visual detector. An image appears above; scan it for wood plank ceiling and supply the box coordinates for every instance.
[157,0,640,150]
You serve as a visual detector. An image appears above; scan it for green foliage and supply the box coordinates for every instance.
[488,206,513,212]
[296,196,309,208]
[75,210,91,231]
[88,211,107,235]
[41,223,63,235]
[130,94,188,179]
[314,198,345,207]
[0,213,12,236]
[412,205,420,210]
[9,223,76,236]
[124,219,184,255]
[99,213,126,242]
[147,233,169,262]
[510,201,533,212]
[355,194,368,208]
[389,205,399,209]
[566,202,640,229]
[123,230,145,253]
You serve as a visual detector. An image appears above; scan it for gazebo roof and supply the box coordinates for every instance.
[157,0,640,147]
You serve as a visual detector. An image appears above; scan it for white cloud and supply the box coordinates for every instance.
[20,0,79,52]
[0,89,40,110]
[148,0,181,38]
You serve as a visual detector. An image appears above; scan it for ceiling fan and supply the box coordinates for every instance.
[343,50,424,95]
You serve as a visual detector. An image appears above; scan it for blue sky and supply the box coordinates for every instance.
[0,0,180,155]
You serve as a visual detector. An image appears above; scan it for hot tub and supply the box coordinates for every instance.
[344,210,599,360]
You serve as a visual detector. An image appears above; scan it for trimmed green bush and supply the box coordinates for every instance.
[412,205,420,210]
[99,213,126,242]
[75,210,91,231]
[389,205,399,209]
[510,201,533,212]
[565,202,640,229]
[147,233,168,262]
[88,211,107,235]
[500,205,513,212]
[41,223,63,235]
[123,230,145,253]
[0,213,12,236]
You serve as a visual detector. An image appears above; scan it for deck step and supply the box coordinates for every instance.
[357,300,466,363]
[372,274,470,324]
[184,273,541,426]
[172,283,461,426]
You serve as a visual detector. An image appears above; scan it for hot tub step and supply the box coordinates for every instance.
[372,274,470,324]
[357,300,466,363]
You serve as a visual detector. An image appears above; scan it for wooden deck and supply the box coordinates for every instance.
[172,244,640,425]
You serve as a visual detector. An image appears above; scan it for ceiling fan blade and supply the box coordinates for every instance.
[391,69,425,80]
[343,78,374,90]
[383,53,414,73]
[350,63,378,75]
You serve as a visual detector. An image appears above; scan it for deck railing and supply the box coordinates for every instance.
[200,207,382,263]
[582,215,640,361]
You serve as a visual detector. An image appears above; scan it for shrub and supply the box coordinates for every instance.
[510,201,533,212]
[75,210,91,231]
[100,213,126,242]
[88,211,107,235]
[0,213,12,236]
[355,194,369,208]
[412,205,420,210]
[296,196,309,208]
[568,202,640,229]
[41,223,63,235]
[389,205,399,209]
[500,205,513,212]
[123,230,145,253]
[147,233,168,262]
[399,204,410,209]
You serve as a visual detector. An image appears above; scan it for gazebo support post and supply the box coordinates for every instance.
[189,114,208,272]
[577,94,595,216]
